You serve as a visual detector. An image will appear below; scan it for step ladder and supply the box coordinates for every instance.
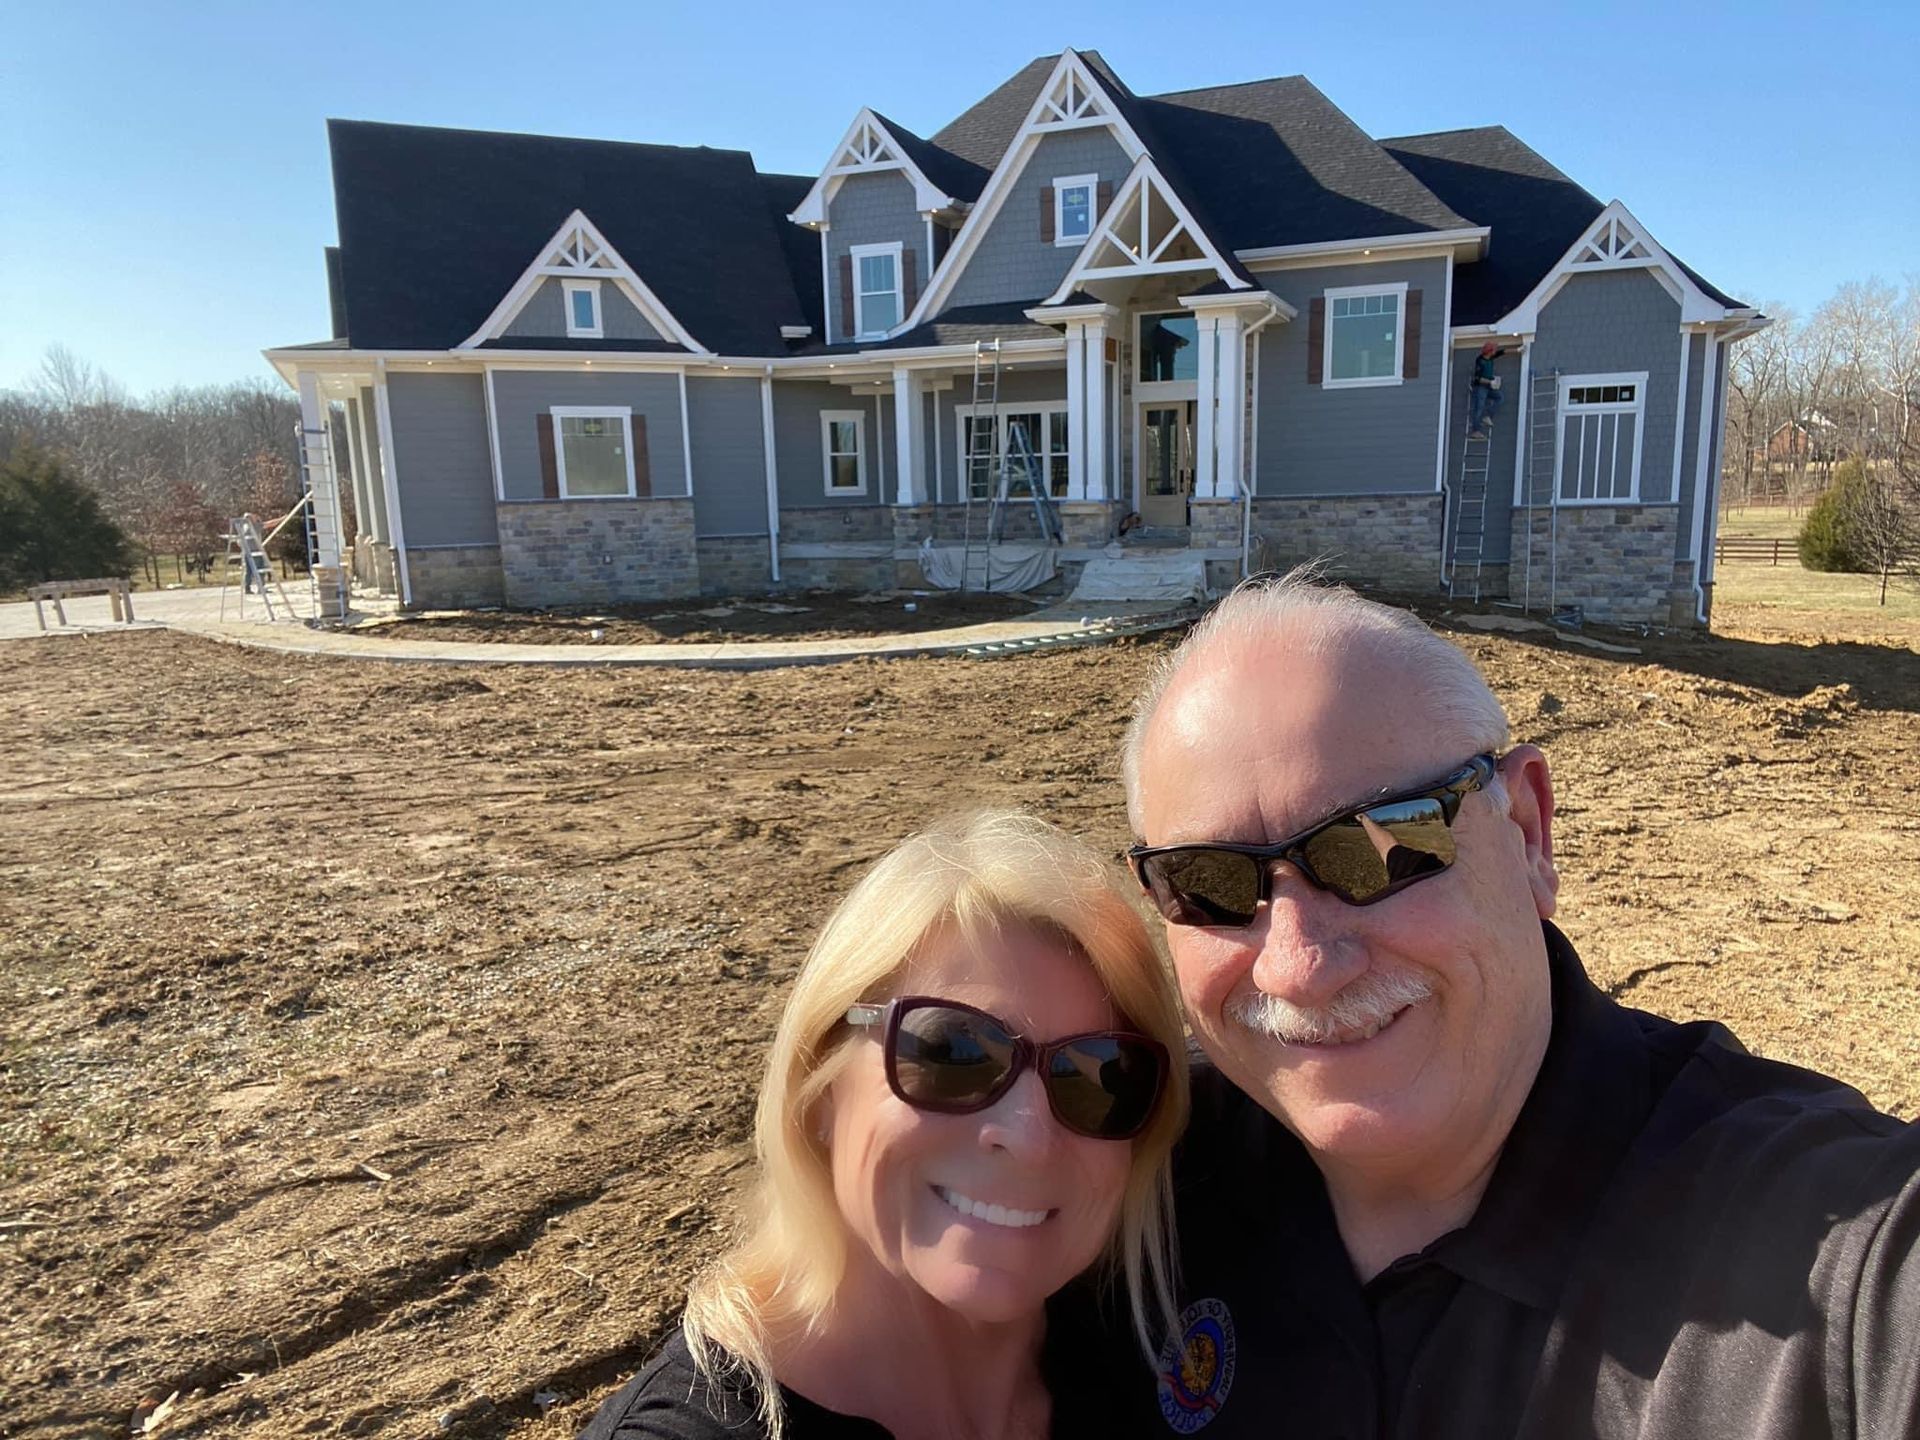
[960,342,1001,591]
[990,418,1063,545]
[218,513,300,622]
[1516,369,1562,615]
[1447,424,1495,601]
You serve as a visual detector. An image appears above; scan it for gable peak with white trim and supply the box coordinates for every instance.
[1496,199,1736,332]
[1044,156,1250,304]
[788,109,962,228]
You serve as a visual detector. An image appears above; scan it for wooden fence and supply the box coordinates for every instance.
[1714,535,1793,565]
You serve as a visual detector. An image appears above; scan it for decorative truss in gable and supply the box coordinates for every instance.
[1035,62,1115,129]
[1495,200,1739,332]
[457,210,707,353]
[1043,158,1251,304]
[787,108,962,226]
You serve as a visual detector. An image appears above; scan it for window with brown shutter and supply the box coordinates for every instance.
[1307,298,1326,384]
[1039,186,1055,243]
[838,254,855,339]
[1402,289,1422,380]
[537,413,559,498]
[631,415,651,497]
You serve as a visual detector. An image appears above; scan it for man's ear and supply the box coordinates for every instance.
[1499,744,1558,919]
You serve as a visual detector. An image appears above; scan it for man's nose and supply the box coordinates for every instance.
[1247,873,1366,1007]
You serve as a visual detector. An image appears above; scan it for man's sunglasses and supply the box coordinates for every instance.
[1127,753,1498,927]
[842,996,1169,1141]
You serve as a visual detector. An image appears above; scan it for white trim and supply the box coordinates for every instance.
[371,361,412,606]
[1704,335,1733,596]
[820,409,868,495]
[1044,155,1251,305]
[850,241,905,341]
[1690,336,1718,603]
[818,228,833,343]
[562,279,604,339]
[761,369,781,581]
[1552,371,1648,506]
[550,405,638,500]
[1494,200,1733,333]
[351,386,384,544]
[677,370,694,497]
[482,366,504,502]
[1053,172,1099,248]
[892,367,923,505]
[1322,280,1409,389]
[906,50,1149,326]
[1669,330,1694,513]
[1432,256,1454,498]
[457,210,710,354]
[873,391,887,497]
[1509,337,1534,508]
[1237,227,1491,268]
[787,109,962,227]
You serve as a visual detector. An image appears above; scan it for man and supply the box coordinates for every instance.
[1468,341,1505,438]
[1108,571,1918,1439]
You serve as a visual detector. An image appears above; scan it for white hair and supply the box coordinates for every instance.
[1121,564,1512,832]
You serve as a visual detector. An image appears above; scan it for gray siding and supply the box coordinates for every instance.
[929,366,1068,505]
[686,375,769,536]
[491,370,688,502]
[826,172,925,345]
[1534,269,1683,504]
[1673,331,1712,560]
[772,379,888,509]
[946,129,1133,309]
[503,278,663,341]
[1253,257,1450,496]
[386,372,498,547]
[1443,343,1523,561]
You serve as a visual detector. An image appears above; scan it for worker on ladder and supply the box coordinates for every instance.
[1467,341,1508,439]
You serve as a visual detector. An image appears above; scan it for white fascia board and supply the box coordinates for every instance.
[1023,302,1123,325]
[454,210,711,355]
[899,49,1150,331]
[789,108,960,227]
[782,337,1067,378]
[1493,199,1729,334]
[1236,227,1490,267]
[1178,289,1295,320]
[1042,154,1251,305]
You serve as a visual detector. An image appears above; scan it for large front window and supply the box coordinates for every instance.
[1138,312,1198,382]
[1324,283,1405,386]
[852,243,902,337]
[552,408,633,498]
[1557,374,1647,503]
[958,405,1070,500]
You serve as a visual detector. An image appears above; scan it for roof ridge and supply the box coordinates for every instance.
[1379,123,1515,144]
[326,117,756,163]
[1148,73,1309,100]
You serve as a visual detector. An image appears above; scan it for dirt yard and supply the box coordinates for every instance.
[2,598,1917,1438]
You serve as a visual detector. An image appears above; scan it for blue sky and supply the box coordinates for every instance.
[4,0,1914,396]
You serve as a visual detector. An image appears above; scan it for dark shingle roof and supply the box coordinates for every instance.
[872,113,990,204]
[792,300,1057,356]
[477,337,687,354]
[1143,78,1473,251]
[328,120,807,354]
[930,55,1057,173]
[759,172,824,338]
[1381,126,1746,322]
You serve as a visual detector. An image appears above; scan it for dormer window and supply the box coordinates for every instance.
[851,242,903,338]
[563,279,603,339]
[1054,174,1097,247]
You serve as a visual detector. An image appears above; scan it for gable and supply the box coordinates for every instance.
[501,277,663,343]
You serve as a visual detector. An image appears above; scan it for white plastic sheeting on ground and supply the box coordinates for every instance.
[917,540,1058,593]
[1068,545,1210,603]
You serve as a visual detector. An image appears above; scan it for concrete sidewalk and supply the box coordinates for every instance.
[1,586,1194,669]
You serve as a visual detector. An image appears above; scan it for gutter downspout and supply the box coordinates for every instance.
[761,368,781,582]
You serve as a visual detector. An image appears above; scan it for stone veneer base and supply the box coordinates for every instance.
[404,545,504,610]
[497,499,697,607]
[1247,494,1445,591]
[1510,504,1683,626]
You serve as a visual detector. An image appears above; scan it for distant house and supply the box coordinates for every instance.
[266,48,1764,625]
[1763,415,1843,464]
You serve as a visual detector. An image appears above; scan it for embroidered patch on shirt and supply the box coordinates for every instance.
[1156,1297,1237,1433]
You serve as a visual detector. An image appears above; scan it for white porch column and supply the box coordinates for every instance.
[295,371,344,569]
[892,366,925,505]
[1194,312,1220,498]
[1083,316,1111,500]
[1212,310,1248,497]
[1065,325,1087,500]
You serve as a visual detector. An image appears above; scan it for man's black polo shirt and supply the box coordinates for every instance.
[1095,922,1920,1440]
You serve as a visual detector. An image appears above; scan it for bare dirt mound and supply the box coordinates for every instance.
[2,611,1915,1437]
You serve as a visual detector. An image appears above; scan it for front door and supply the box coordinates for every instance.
[1139,401,1196,527]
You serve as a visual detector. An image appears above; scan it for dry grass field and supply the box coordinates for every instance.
[2,579,1917,1438]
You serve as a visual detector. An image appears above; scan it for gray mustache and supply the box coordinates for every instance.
[1224,971,1435,1045]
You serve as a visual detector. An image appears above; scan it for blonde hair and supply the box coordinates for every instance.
[682,810,1188,1434]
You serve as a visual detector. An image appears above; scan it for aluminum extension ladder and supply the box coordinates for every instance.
[1448,423,1495,601]
[989,419,1064,545]
[294,420,348,620]
[218,514,299,622]
[960,342,1001,591]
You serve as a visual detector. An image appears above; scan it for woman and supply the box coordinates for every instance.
[582,810,1188,1440]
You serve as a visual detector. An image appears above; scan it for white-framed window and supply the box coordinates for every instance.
[1323,281,1408,387]
[954,403,1070,500]
[562,279,603,339]
[551,406,634,498]
[850,242,903,338]
[1556,372,1648,504]
[820,410,868,495]
[1054,173,1098,247]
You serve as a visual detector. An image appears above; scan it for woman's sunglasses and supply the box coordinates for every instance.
[1127,753,1498,927]
[842,996,1169,1141]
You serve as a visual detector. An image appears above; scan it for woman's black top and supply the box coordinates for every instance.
[578,1287,1135,1440]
